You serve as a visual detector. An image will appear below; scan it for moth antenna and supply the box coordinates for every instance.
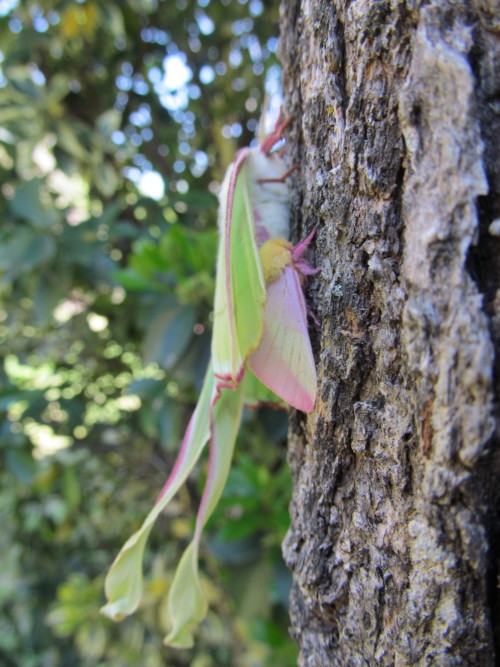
[275,106,285,129]
[258,93,269,144]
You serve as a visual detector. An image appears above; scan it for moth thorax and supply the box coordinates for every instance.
[248,147,287,180]
[256,201,290,242]
[259,238,292,284]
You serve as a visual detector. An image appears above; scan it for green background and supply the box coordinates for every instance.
[0,0,297,664]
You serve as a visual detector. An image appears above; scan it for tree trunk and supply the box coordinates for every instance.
[279,1,500,664]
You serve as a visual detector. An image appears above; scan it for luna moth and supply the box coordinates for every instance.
[101,113,318,648]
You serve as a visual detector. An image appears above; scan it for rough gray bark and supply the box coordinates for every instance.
[279,1,500,664]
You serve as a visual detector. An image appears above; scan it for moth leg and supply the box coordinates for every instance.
[307,306,321,328]
[260,115,291,154]
[257,164,297,184]
[292,228,321,281]
[292,228,317,262]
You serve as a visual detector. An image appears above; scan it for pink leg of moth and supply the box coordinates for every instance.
[306,305,320,327]
[292,229,322,275]
[291,229,321,326]
[257,164,298,185]
[260,114,292,154]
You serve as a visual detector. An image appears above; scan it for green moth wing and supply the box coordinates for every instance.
[212,149,266,385]
[101,364,215,622]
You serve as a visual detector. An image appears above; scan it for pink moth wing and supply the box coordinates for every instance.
[247,264,317,412]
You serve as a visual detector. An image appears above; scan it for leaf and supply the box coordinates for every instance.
[5,65,43,100]
[94,162,119,198]
[172,330,211,393]
[100,3,126,39]
[57,121,90,161]
[96,109,122,138]
[108,221,141,240]
[61,466,81,511]
[156,398,184,451]
[58,226,99,266]
[45,73,72,107]
[0,103,33,126]
[112,268,160,292]
[0,386,39,412]
[5,448,36,483]
[211,523,263,551]
[93,201,122,227]
[8,180,61,229]
[142,304,197,370]
[34,278,63,326]
[0,227,56,282]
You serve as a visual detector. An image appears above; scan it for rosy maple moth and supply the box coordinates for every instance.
[101,114,318,648]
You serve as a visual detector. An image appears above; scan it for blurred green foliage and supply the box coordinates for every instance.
[0,0,297,664]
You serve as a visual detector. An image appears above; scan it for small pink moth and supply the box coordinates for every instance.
[101,114,318,647]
